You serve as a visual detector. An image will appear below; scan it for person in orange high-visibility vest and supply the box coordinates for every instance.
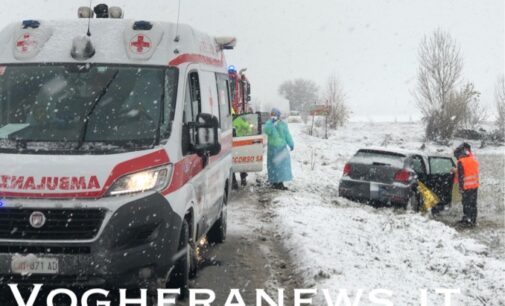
[454,142,479,226]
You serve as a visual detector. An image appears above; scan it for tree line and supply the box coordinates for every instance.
[277,29,504,142]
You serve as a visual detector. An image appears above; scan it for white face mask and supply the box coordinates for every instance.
[271,116,278,121]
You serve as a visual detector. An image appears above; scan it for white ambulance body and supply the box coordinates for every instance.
[0,10,234,293]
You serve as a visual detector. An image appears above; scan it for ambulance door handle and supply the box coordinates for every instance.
[252,140,262,144]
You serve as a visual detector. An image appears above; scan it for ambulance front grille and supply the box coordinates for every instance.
[0,208,105,240]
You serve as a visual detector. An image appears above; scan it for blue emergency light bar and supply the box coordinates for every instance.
[22,20,40,29]
[133,21,153,31]
[228,65,237,73]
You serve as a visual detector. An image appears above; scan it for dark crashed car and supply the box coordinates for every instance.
[338,148,457,210]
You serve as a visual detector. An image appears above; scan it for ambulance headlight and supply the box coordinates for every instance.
[107,166,172,196]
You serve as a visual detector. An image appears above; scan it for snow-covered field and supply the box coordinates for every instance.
[265,121,505,305]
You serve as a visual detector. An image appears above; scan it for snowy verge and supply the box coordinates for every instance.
[273,195,504,305]
[268,122,504,306]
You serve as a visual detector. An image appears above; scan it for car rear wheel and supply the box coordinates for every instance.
[207,189,228,244]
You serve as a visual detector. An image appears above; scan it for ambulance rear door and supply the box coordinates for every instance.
[232,112,264,172]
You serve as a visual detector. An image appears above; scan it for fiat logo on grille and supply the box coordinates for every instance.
[29,211,47,229]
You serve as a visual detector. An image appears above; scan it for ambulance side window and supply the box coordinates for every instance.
[183,85,193,124]
[216,73,232,131]
[189,72,201,120]
[182,71,201,155]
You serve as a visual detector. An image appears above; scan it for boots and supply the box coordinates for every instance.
[457,217,475,228]
[272,182,288,190]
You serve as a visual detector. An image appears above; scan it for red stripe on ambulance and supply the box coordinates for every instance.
[169,53,225,67]
[0,150,169,199]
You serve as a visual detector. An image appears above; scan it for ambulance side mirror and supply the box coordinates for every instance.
[193,113,221,157]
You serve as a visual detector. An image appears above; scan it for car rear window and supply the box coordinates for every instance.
[351,150,406,168]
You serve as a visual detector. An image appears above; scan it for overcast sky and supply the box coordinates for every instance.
[1,0,503,121]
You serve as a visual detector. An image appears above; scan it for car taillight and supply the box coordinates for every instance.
[394,169,411,183]
[343,164,352,176]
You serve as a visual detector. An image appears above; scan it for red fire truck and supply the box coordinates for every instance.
[228,65,251,114]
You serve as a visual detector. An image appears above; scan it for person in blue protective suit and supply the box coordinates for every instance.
[263,108,294,190]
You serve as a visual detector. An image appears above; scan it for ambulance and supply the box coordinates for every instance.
[0,4,236,296]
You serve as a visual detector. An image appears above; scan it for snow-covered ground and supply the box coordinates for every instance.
[263,121,505,305]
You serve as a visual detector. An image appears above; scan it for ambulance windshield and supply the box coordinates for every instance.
[0,64,178,153]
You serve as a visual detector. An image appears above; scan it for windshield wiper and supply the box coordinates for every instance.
[75,70,119,150]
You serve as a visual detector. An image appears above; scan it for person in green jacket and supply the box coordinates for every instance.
[232,115,253,189]
[233,116,252,137]
[263,108,294,190]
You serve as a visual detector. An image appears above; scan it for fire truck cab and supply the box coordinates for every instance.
[0,4,235,296]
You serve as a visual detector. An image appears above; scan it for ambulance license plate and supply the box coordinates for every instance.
[11,255,59,275]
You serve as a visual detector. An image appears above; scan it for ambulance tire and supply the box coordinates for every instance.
[207,189,228,244]
[167,220,190,299]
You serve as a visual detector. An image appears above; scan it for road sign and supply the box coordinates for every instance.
[309,105,331,116]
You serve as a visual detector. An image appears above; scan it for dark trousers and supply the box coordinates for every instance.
[232,172,248,186]
[462,188,478,224]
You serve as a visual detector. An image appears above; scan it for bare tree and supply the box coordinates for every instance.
[323,74,350,128]
[496,76,505,133]
[460,83,486,129]
[414,29,480,141]
[278,79,319,113]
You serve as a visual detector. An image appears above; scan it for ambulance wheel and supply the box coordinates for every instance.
[167,220,190,299]
[207,190,228,244]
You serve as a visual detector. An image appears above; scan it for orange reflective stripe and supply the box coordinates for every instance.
[232,138,263,148]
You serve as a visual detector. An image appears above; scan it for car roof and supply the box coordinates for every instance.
[357,147,422,157]
[356,147,453,159]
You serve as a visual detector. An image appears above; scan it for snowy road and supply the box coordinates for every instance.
[178,180,304,305]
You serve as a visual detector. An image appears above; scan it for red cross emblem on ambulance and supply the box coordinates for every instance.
[16,34,37,53]
[130,34,151,54]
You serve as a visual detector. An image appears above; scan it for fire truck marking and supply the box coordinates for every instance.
[16,34,37,53]
[130,35,151,53]
[0,175,101,191]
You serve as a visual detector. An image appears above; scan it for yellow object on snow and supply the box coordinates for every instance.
[418,181,440,211]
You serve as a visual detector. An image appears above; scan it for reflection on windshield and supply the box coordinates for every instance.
[0,64,178,153]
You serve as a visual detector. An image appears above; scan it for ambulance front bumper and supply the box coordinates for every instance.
[0,192,183,288]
